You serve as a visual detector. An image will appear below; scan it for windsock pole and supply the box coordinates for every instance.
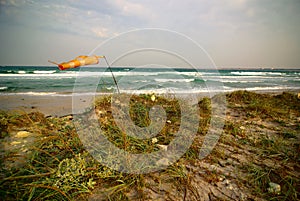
[102,56,120,94]
[48,60,59,65]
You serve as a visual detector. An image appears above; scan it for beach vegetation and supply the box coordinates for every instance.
[0,91,299,200]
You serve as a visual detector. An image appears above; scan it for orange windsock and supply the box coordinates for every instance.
[49,55,104,70]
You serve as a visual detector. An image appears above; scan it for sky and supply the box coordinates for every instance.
[0,0,300,68]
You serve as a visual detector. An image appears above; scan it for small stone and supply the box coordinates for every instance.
[227,185,233,190]
[151,94,156,102]
[268,182,281,194]
[239,126,246,130]
[166,120,171,124]
[151,137,158,144]
[98,110,105,115]
[156,144,168,151]
[15,131,31,138]
[218,176,225,181]
[156,158,170,166]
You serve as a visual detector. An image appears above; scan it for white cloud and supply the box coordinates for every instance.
[0,0,299,66]
[111,0,150,17]
[92,27,109,38]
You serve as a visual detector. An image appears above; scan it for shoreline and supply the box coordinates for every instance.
[0,89,299,117]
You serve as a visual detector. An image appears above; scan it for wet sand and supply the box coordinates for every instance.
[0,95,96,117]
[0,95,72,116]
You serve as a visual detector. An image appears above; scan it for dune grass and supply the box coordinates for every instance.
[0,91,299,200]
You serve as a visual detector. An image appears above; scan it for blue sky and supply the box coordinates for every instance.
[0,0,299,68]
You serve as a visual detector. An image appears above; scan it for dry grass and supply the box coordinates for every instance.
[0,91,299,200]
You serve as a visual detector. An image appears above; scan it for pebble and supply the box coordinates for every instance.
[151,94,156,102]
[218,176,225,181]
[227,185,233,190]
[156,144,168,151]
[166,120,171,124]
[239,126,246,130]
[151,137,158,144]
[15,131,31,138]
[98,110,105,115]
[268,182,281,194]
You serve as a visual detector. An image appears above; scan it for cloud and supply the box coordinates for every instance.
[113,0,145,16]
[0,0,299,66]
[92,27,109,38]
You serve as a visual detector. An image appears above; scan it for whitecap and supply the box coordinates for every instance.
[0,86,8,91]
[33,70,56,74]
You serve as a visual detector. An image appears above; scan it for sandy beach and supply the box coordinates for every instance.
[0,95,73,116]
[0,94,99,117]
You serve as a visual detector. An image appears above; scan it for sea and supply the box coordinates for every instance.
[0,66,299,96]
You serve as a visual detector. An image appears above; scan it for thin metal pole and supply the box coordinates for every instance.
[103,56,120,94]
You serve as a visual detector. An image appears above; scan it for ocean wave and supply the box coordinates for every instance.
[230,71,285,76]
[132,80,150,83]
[0,86,8,91]
[1,86,299,97]
[33,70,56,74]
[221,80,262,83]
[25,92,59,96]
[154,78,194,83]
[0,73,75,77]
[235,86,300,91]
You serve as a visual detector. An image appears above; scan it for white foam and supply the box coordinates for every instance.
[267,72,284,75]
[33,70,56,74]
[231,72,267,76]
[154,78,194,83]
[232,86,300,92]
[0,73,75,77]
[0,86,8,90]
[221,80,261,83]
[230,71,285,76]
[21,92,58,96]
